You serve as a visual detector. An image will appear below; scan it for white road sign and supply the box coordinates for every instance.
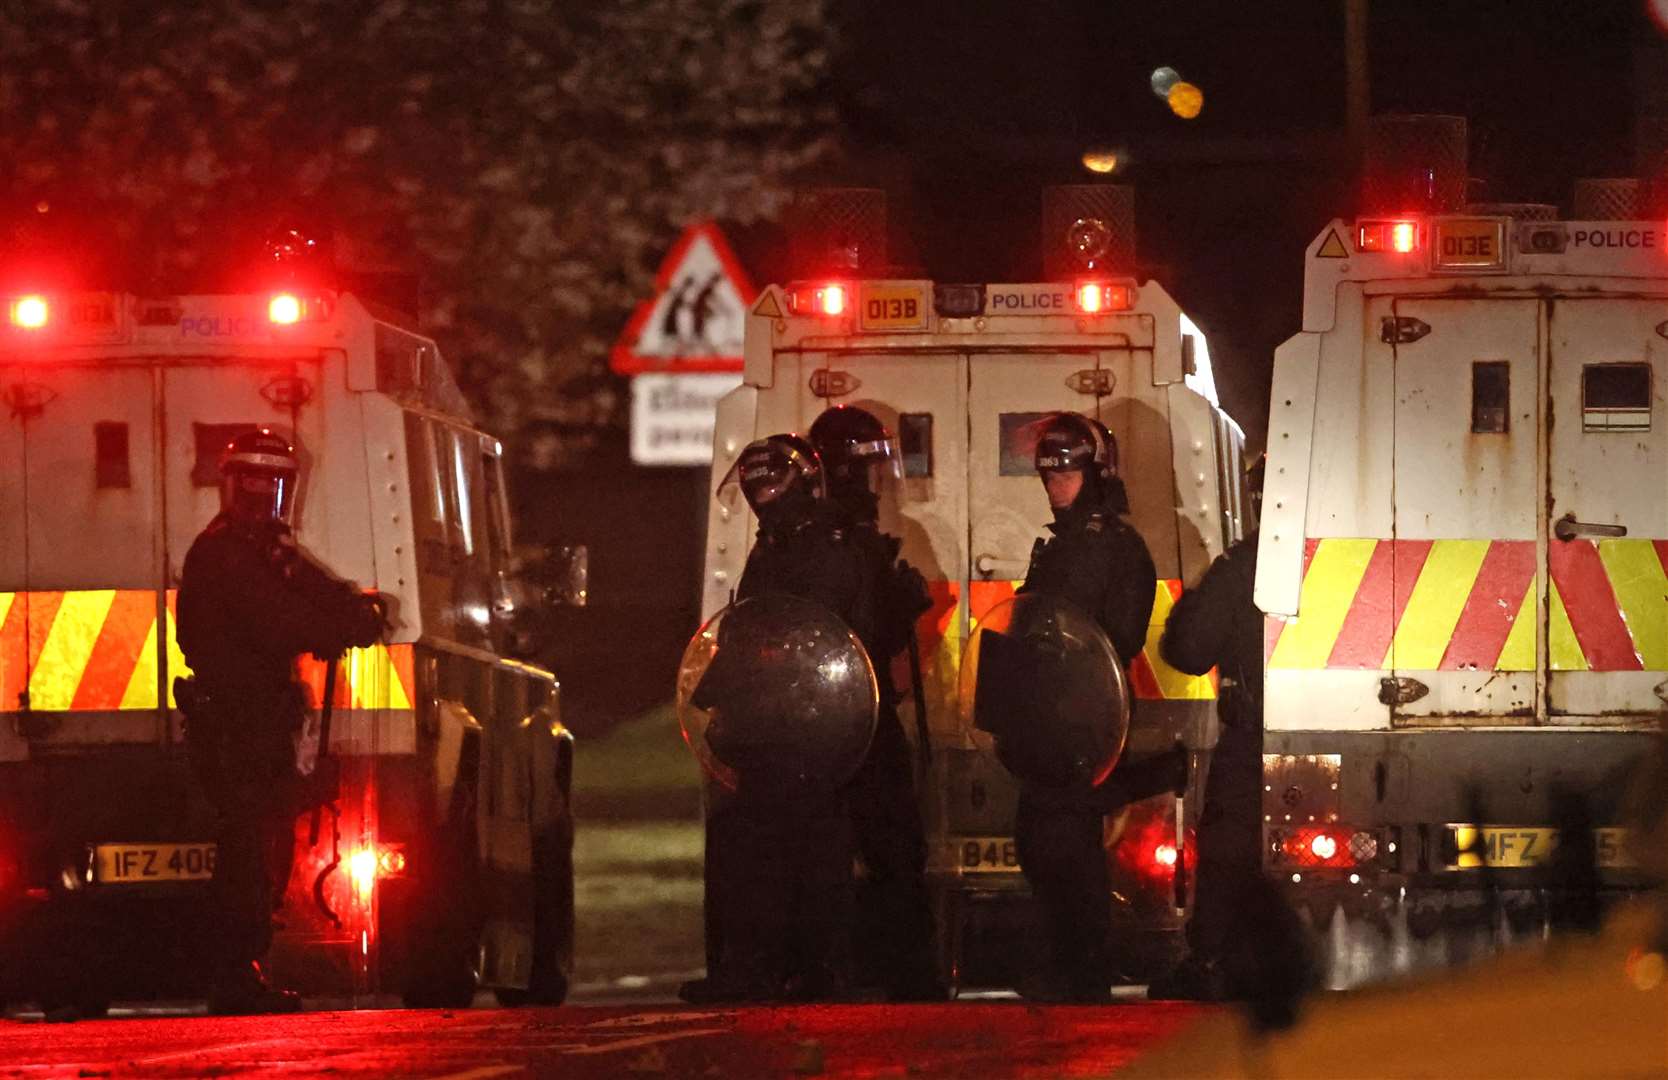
[629,372,743,466]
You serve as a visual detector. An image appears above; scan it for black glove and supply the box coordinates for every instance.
[346,591,388,649]
[893,560,933,622]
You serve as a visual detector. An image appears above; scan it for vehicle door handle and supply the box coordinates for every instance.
[1554,513,1628,542]
[974,554,1030,580]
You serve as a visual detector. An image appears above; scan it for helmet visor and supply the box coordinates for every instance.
[715,456,792,513]
[225,469,297,524]
[850,433,904,485]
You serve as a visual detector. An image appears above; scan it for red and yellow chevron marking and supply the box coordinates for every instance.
[1266,538,1668,672]
[958,578,1215,701]
[0,589,416,712]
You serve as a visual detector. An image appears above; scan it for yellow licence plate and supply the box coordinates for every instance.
[94,842,217,884]
[944,836,1022,873]
[858,284,929,331]
[1433,218,1506,269]
[1445,826,1634,870]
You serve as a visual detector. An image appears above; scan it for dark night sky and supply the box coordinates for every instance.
[805,0,1657,444]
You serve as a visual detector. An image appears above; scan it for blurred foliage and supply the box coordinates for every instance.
[0,0,838,463]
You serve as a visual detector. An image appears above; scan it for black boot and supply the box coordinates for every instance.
[208,961,302,1015]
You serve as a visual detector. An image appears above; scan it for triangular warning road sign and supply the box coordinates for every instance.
[1316,229,1348,259]
[611,222,757,376]
[752,291,783,319]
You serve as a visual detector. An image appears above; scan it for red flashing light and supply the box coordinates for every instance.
[1074,280,1136,314]
[268,293,303,325]
[1356,219,1421,254]
[1153,843,1178,868]
[786,282,850,318]
[9,294,49,329]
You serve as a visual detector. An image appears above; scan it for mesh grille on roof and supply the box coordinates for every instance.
[1462,202,1559,221]
[1572,178,1641,221]
[1362,114,1469,214]
[1041,184,1136,280]
[788,188,888,277]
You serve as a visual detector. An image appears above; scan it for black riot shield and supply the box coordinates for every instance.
[960,593,1131,789]
[677,593,879,801]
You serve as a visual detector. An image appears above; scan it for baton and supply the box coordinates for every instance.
[310,655,345,929]
[307,655,340,847]
[907,626,932,788]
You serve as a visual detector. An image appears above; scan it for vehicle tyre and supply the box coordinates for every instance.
[35,989,111,1022]
[400,762,484,1010]
[494,794,574,1007]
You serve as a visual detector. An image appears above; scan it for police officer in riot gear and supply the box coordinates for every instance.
[1014,412,1158,1002]
[1153,453,1266,1000]
[809,405,942,1000]
[684,434,873,1002]
[176,429,386,1014]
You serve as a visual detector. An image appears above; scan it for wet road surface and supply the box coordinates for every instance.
[0,1002,1210,1078]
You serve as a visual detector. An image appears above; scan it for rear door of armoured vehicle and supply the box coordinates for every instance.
[1543,298,1668,724]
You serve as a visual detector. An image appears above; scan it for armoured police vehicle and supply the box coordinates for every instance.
[700,188,1249,988]
[0,277,577,1014]
[1257,115,1663,983]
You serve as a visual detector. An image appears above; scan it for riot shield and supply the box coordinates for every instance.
[677,593,878,800]
[959,592,1130,789]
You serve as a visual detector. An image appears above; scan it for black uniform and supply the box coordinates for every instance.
[838,492,939,999]
[1014,483,1157,1000]
[700,502,873,999]
[1159,532,1263,973]
[176,513,382,988]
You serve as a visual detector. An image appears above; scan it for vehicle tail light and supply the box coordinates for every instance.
[377,846,408,876]
[8,294,49,329]
[1356,219,1421,254]
[347,842,408,903]
[349,847,376,900]
[1074,280,1136,314]
[1272,825,1377,869]
[1111,799,1196,889]
[787,282,848,317]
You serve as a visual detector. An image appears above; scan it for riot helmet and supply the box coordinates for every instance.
[717,433,826,518]
[1034,412,1122,512]
[220,428,299,526]
[808,405,901,506]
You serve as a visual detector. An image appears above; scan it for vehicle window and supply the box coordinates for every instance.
[450,427,479,557]
[997,412,1056,476]
[481,445,514,575]
[1583,363,1651,432]
[1471,362,1510,434]
[899,412,934,478]
[419,419,446,524]
[94,422,130,489]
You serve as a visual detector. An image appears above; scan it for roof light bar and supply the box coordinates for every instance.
[1074,280,1136,314]
[1357,219,1421,254]
[786,282,850,318]
[267,292,332,326]
[8,294,49,330]
[268,293,303,325]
